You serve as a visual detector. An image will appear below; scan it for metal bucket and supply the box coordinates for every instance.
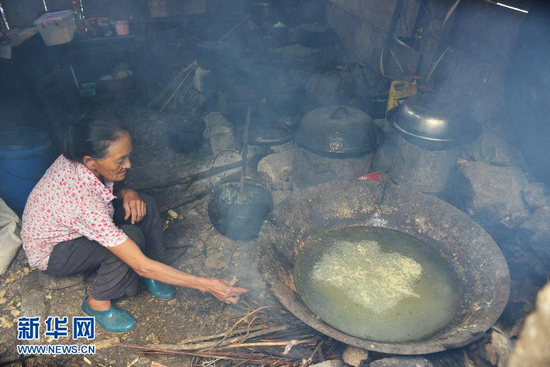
[387,94,480,194]
[258,180,510,354]
[390,134,460,194]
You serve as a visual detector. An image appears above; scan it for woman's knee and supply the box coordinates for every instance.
[119,225,145,249]
[140,194,158,211]
[93,254,140,300]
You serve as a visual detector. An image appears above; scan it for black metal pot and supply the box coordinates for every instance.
[208,178,274,241]
[164,114,206,153]
[259,180,510,354]
[388,93,481,150]
[296,106,383,157]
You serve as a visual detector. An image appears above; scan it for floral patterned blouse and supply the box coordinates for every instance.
[21,155,128,270]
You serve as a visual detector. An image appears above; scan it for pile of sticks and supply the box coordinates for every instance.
[147,60,199,113]
[119,306,341,366]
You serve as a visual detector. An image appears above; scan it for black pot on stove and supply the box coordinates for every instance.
[208,177,273,241]
[295,106,383,158]
[164,114,206,153]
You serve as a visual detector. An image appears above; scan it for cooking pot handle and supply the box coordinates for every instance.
[329,107,348,119]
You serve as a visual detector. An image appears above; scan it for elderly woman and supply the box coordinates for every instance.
[21,118,248,333]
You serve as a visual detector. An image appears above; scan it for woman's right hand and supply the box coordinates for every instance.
[108,239,249,304]
[204,276,249,304]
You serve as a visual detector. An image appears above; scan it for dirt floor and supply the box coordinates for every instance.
[0,104,326,367]
[0,192,326,366]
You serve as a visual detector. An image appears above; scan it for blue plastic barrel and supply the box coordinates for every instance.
[0,128,52,214]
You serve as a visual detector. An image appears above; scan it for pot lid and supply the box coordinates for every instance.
[390,93,481,144]
[296,106,383,156]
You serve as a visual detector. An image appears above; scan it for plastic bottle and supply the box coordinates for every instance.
[71,0,87,37]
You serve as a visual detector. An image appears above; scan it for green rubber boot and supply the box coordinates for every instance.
[140,278,176,300]
[81,296,135,333]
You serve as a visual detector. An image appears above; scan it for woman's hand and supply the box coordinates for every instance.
[121,189,146,224]
[109,239,249,304]
[203,276,249,304]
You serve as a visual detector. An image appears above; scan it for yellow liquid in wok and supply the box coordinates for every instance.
[293,226,461,343]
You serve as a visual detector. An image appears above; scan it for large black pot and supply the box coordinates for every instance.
[259,180,510,354]
[208,178,273,241]
[296,106,383,157]
[163,114,206,153]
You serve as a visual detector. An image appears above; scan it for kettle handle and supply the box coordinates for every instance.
[329,107,348,119]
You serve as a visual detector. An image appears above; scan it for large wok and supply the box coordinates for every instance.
[258,180,510,355]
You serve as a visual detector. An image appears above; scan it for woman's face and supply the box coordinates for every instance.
[84,133,132,182]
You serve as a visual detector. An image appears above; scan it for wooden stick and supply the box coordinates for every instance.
[174,325,266,345]
[119,343,266,363]
[133,349,291,366]
[217,306,277,347]
[390,49,405,74]
[174,78,196,112]
[147,60,197,108]
[160,69,193,112]
[146,67,186,108]
[149,326,288,351]
[158,188,211,213]
[141,160,243,191]
[301,340,324,366]
[218,15,251,42]
[216,337,318,350]
[238,106,252,204]
[233,356,259,367]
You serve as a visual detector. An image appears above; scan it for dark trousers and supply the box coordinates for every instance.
[44,194,166,301]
